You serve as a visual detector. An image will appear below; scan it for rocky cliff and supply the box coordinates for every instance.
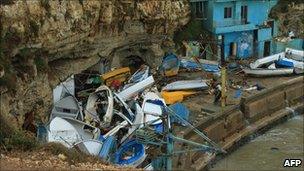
[270,0,304,38]
[0,0,190,128]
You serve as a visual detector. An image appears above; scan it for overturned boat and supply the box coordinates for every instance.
[243,68,294,77]
[162,79,208,91]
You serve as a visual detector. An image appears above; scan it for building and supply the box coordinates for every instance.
[190,0,279,59]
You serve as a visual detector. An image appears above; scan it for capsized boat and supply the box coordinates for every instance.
[47,117,100,148]
[162,79,208,91]
[50,95,83,121]
[243,68,294,77]
[85,85,114,128]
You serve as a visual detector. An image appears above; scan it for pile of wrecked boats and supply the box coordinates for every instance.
[243,48,304,76]
[40,54,219,169]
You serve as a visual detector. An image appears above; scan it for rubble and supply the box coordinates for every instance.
[42,53,227,169]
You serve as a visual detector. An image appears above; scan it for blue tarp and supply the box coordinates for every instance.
[169,103,189,126]
[275,59,294,68]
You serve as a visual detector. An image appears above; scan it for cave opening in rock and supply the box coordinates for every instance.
[121,55,146,73]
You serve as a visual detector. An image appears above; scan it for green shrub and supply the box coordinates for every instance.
[34,56,48,72]
[29,20,40,37]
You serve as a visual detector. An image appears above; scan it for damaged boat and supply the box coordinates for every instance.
[85,85,114,128]
[50,96,84,121]
[47,117,100,148]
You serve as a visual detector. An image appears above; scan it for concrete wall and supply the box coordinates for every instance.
[241,76,304,123]
[184,76,304,143]
[273,39,304,54]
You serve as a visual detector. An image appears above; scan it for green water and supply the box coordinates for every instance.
[211,115,304,171]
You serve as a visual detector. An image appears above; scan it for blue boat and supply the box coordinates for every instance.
[114,140,146,167]
[160,53,180,76]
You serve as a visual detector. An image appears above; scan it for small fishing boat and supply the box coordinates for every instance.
[243,68,294,76]
[47,117,100,148]
[160,53,180,77]
[162,80,208,91]
[85,85,114,128]
[50,95,83,121]
[101,67,131,86]
[114,140,146,167]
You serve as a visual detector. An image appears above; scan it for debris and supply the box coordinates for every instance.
[118,76,155,101]
[161,91,197,104]
[162,79,208,91]
[101,67,131,87]
[142,92,165,125]
[84,85,114,128]
[74,140,103,156]
[53,75,75,103]
[50,96,84,121]
[47,117,100,148]
[128,65,150,84]
[99,136,117,161]
[160,53,180,77]
[46,50,226,169]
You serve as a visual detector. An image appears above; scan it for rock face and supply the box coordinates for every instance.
[0,0,190,128]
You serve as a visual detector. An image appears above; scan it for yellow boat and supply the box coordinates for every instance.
[101,67,131,86]
[161,91,197,104]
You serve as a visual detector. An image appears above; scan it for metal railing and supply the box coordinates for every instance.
[213,19,248,27]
